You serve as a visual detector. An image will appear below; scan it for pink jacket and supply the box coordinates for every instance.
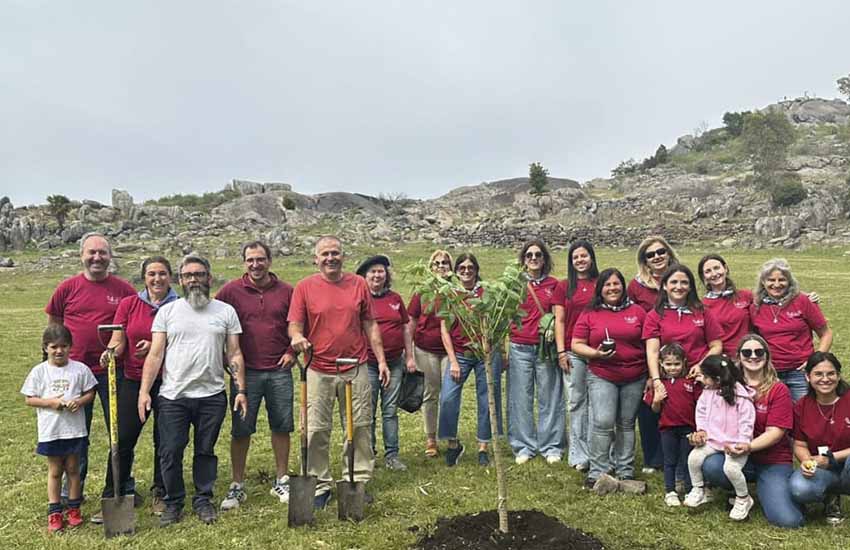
[695,382,755,451]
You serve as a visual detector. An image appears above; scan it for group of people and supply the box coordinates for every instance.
[20,231,847,534]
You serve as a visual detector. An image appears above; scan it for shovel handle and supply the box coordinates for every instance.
[345,381,354,483]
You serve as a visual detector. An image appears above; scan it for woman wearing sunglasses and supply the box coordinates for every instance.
[508,239,563,465]
[701,334,803,528]
[628,236,681,473]
[407,249,453,458]
[697,254,754,357]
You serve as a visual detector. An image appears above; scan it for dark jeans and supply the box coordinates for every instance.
[637,402,663,469]
[103,378,162,497]
[660,426,692,492]
[158,391,227,510]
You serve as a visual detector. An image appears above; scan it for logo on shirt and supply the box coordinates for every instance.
[390,303,401,311]
[623,316,638,324]
[684,382,695,392]
[692,318,705,327]
[756,403,768,413]
[735,301,749,309]
[786,310,803,319]
[845,417,850,429]
[51,379,70,394]
[543,288,554,298]
[106,295,121,305]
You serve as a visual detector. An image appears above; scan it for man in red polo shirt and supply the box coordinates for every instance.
[288,236,390,509]
[216,241,296,511]
[45,232,136,502]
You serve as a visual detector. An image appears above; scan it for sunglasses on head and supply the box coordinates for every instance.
[525,251,543,259]
[644,248,667,260]
[740,348,766,359]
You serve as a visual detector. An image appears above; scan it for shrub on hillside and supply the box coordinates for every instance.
[742,109,795,179]
[723,111,751,137]
[145,189,241,211]
[769,174,806,207]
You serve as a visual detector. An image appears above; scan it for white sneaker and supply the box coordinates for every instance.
[515,455,531,465]
[546,455,561,465]
[221,482,247,511]
[641,467,657,474]
[729,495,754,521]
[683,487,707,508]
[664,491,681,507]
[270,475,290,504]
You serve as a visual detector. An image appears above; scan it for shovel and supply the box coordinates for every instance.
[336,358,365,522]
[288,349,317,527]
[97,324,135,538]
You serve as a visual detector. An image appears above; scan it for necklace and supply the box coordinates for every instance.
[816,401,838,425]
[770,306,781,324]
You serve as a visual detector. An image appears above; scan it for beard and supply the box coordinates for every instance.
[183,283,211,309]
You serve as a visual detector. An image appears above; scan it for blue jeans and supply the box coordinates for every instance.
[777,369,808,402]
[660,426,692,492]
[367,356,405,458]
[586,372,645,479]
[438,353,503,443]
[563,353,590,468]
[507,343,565,459]
[637,401,663,469]
[704,454,803,528]
[789,457,850,505]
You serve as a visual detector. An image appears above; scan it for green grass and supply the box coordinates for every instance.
[1,244,849,549]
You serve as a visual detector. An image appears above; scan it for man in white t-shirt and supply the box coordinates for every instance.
[138,254,246,527]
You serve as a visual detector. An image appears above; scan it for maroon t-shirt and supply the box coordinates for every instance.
[448,286,484,356]
[552,278,596,343]
[643,377,702,430]
[112,295,164,381]
[511,276,558,345]
[751,382,794,465]
[751,294,827,372]
[572,304,647,384]
[408,293,446,356]
[642,307,723,367]
[46,273,136,374]
[793,392,850,457]
[703,290,753,357]
[367,291,409,363]
[216,273,294,371]
[627,277,659,312]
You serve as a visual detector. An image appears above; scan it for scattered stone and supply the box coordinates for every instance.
[0,257,14,267]
[592,474,620,496]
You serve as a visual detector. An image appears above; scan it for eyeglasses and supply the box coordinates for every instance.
[810,371,839,380]
[525,251,543,259]
[432,260,451,267]
[457,265,476,272]
[644,248,667,260]
[181,271,208,280]
[740,348,766,359]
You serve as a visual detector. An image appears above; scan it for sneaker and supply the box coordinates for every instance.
[90,510,103,524]
[425,440,439,458]
[445,443,465,467]
[515,454,531,465]
[546,455,561,465]
[478,451,490,467]
[270,476,290,503]
[220,482,247,511]
[313,491,332,510]
[385,456,408,471]
[573,463,589,473]
[825,494,844,525]
[65,507,83,528]
[729,495,754,521]
[683,487,708,508]
[159,505,183,527]
[48,512,64,533]
[195,501,217,524]
[151,487,166,516]
[641,467,658,474]
[664,491,681,507]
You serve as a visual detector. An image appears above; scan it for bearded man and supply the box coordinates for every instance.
[138,254,246,527]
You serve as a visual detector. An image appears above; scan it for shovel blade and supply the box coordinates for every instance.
[102,495,135,538]
[336,480,365,522]
[288,475,318,527]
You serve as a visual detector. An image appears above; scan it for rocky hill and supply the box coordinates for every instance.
[2,97,849,263]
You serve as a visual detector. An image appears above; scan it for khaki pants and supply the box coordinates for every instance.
[307,365,374,495]
[415,346,447,438]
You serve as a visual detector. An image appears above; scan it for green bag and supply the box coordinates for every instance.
[527,282,557,363]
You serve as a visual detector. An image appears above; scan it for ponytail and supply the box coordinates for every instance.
[701,354,743,406]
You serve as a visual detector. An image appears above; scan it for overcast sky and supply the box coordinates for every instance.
[2,1,848,206]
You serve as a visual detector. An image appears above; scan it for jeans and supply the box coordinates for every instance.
[158,391,227,509]
[586,372,645,479]
[660,426,692,492]
[367,356,405,458]
[507,343,564,459]
[103,378,162,497]
[637,401,663,469]
[777,369,808,402]
[789,457,850,505]
[563,353,590,468]
[704,454,804,528]
[438,352,503,443]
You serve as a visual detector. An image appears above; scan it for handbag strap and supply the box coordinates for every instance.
[527,282,546,316]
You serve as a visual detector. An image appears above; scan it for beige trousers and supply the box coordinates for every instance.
[415,346,447,438]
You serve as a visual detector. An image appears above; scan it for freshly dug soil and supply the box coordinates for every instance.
[412,509,606,550]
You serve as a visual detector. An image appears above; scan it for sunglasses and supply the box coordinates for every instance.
[644,248,667,260]
[525,251,543,259]
[432,260,451,266]
[740,348,766,359]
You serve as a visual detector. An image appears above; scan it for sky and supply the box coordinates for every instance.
[1,1,849,206]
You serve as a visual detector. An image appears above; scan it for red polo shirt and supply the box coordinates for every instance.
[642,307,722,367]
[448,286,484,356]
[643,377,701,430]
[751,294,827,372]
[511,276,559,345]
[112,294,167,380]
[703,290,753,357]
[408,293,446,356]
[793,392,850,457]
[572,304,647,384]
[552,278,596,344]
[627,277,659,312]
[751,382,794,465]
[367,290,409,363]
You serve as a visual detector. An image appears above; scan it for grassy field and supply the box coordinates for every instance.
[1,243,849,549]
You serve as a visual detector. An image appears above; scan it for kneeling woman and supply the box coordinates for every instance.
[571,268,647,485]
[438,254,503,467]
[789,352,850,525]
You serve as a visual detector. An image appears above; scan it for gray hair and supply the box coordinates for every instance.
[755,258,799,305]
[179,254,211,275]
[313,235,343,256]
[79,232,112,255]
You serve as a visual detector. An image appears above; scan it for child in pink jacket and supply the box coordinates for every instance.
[683,355,755,521]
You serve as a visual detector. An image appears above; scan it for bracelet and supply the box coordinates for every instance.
[652,377,662,382]
[557,350,568,356]
[237,389,247,395]
[826,450,839,470]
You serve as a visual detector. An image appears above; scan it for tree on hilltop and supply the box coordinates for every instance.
[528,162,549,203]
[837,74,850,101]
[741,109,795,184]
[46,194,72,231]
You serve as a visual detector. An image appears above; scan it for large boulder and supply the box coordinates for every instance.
[754,215,802,239]
[774,98,850,125]
[111,189,134,214]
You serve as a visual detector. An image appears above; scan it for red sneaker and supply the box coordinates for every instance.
[65,507,83,528]
[48,512,64,533]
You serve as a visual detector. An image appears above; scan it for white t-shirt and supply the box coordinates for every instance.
[20,360,97,443]
[152,298,242,400]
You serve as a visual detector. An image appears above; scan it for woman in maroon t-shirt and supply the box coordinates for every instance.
[701,334,803,528]
[697,254,754,357]
[789,352,850,525]
[553,239,599,471]
[407,249,453,458]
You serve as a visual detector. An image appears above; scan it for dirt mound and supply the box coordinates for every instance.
[412,509,606,550]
